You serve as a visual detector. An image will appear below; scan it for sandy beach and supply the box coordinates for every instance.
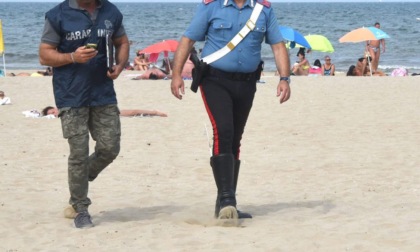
[0,72,419,251]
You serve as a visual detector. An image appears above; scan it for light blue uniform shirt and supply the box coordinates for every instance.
[184,0,283,73]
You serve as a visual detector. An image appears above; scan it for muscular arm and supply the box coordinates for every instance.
[39,43,71,67]
[271,42,291,104]
[170,36,196,100]
[172,36,195,79]
[39,17,98,67]
[39,42,98,67]
[39,43,90,67]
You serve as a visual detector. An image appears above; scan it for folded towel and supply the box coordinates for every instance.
[0,97,11,105]
[22,110,57,119]
[22,110,41,118]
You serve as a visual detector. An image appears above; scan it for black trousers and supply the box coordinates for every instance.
[200,74,257,159]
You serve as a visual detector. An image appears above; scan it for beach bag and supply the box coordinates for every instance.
[391,67,408,77]
[309,66,322,75]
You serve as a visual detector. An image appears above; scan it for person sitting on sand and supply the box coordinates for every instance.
[347,56,370,76]
[345,56,372,76]
[0,91,12,105]
[133,52,150,71]
[322,56,335,76]
[42,106,167,117]
[347,56,386,77]
[352,55,385,76]
[291,48,310,76]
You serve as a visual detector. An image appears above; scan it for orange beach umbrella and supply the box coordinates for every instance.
[339,27,390,43]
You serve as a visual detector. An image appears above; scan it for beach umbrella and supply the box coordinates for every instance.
[139,39,178,70]
[300,35,335,53]
[294,34,334,53]
[139,40,179,55]
[339,27,390,76]
[279,26,311,49]
[339,26,390,43]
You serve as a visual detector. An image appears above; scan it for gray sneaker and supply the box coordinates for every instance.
[74,210,94,229]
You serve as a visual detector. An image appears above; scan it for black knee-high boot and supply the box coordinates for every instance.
[233,160,252,219]
[211,155,252,219]
[210,154,238,220]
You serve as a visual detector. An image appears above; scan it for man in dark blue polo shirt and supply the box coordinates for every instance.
[39,0,129,228]
[171,0,291,224]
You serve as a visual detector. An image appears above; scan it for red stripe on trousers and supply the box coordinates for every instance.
[199,85,219,155]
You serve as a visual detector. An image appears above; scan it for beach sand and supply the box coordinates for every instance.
[0,72,419,251]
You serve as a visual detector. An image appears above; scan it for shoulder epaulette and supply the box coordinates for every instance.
[257,0,271,8]
[203,0,216,5]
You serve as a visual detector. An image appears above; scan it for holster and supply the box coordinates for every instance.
[255,60,264,81]
[190,53,209,93]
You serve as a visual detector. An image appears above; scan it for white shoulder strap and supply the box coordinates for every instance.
[202,2,264,64]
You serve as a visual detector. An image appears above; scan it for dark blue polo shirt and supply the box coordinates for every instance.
[42,0,125,108]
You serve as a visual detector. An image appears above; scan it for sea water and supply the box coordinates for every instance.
[0,1,419,73]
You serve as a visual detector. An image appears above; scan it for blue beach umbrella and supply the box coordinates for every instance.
[279,26,311,49]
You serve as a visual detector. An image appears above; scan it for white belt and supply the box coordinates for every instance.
[202,3,264,64]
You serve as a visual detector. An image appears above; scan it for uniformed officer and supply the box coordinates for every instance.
[171,0,291,223]
[39,0,130,228]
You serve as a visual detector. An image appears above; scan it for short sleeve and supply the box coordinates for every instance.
[114,23,126,38]
[183,3,209,42]
[264,8,283,45]
[40,19,61,46]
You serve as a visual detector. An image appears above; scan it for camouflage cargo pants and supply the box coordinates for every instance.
[59,104,121,213]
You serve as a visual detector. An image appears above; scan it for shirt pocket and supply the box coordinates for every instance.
[212,21,233,42]
[250,20,266,44]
